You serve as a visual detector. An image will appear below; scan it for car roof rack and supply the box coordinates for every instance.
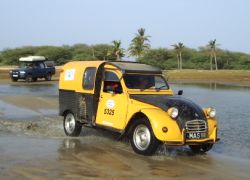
[19,56,47,62]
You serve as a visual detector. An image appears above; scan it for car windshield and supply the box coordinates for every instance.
[123,74,169,90]
[19,62,33,68]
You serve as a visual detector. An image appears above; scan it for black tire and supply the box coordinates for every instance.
[45,73,52,81]
[130,118,160,155]
[63,112,82,137]
[11,77,18,82]
[32,77,37,82]
[189,143,214,153]
[25,75,32,83]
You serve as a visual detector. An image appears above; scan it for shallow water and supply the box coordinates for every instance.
[171,83,250,160]
[0,83,58,97]
[0,82,250,160]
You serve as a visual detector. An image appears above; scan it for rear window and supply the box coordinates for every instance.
[83,67,96,90]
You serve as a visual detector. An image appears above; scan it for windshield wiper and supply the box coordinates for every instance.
[156,85,167,90]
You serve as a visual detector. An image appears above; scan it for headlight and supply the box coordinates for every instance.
[207,107,216,118]
[168,107,179,119]
[19,71,26,74]
[9,70,12,73]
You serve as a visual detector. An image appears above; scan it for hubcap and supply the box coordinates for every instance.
[65,113,75,134]
[133,124,151,151]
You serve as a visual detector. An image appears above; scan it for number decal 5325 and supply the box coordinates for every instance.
[104,108,115,115]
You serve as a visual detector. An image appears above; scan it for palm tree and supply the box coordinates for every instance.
[91,46,95,59]
[208,39,218,70]
[111,40,124,61]
[172,42,185,70]
[128,28,151,58]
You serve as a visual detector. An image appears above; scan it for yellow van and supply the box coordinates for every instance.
[59,61,219,155]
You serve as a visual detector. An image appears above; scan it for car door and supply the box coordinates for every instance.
[95,70,128,130]
[32,62,43,77]
[37,62,45,77]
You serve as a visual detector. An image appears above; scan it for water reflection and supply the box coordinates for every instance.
[57,138,215,179]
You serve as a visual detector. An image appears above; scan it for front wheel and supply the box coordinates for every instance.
[189,143,214,153]
[25,75,32,83]
[11,77,18,82]
[130,119,160,155]
[63,112,82,137]
[45,73,52,81]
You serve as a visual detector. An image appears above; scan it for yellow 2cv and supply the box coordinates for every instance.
[59,61,219,155]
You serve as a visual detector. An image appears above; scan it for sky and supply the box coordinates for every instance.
[0,0,250,53]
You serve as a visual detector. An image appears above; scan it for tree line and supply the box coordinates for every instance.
[0,28,250,70]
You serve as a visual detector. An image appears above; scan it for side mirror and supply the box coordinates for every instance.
[177,90,183,95]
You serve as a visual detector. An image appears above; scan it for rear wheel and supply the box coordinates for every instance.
[189,143,214,153]
[63,112,82,137]
[45,73,52,81]
[130,118,160,155]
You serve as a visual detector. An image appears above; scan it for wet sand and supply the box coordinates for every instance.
[0,80,250,179]
[1,136,250,179]
[1,135,250,180]
[165,69,250,87]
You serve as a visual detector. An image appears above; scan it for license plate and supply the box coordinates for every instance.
[186,132,207,139]
[12,75,18,77]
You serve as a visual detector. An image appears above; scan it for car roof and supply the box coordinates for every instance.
[62,60,162,74]
[107,61,162,74]
[63,60,105,69]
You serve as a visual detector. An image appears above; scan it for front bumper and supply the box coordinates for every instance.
[164,127,219,146]
[9,72,26,79]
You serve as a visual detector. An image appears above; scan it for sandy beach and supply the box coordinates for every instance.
[1,66,250,86]
[165,69,250,87]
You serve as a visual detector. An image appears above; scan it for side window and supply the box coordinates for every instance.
[39,62,45,69]
[104,71,119,82]
[103,71,123,94]
[83,67,96,90]
[155,76,169,89]
[33,62,39,69]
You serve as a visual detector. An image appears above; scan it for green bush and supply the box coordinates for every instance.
[1,44,250,69]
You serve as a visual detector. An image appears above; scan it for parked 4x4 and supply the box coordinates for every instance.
[59,61,219,155]
[9,56,55,82]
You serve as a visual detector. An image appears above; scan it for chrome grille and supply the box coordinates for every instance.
[185,120,207,133]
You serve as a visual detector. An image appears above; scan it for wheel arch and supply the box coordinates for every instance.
[126,108,182,142]
[62,109,72,117]
[124,112,150,137]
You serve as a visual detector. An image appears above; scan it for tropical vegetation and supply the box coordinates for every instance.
[207,39,219,70]
[0,28,250,70]
[172,42,185,70]
[128,28,151,58]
